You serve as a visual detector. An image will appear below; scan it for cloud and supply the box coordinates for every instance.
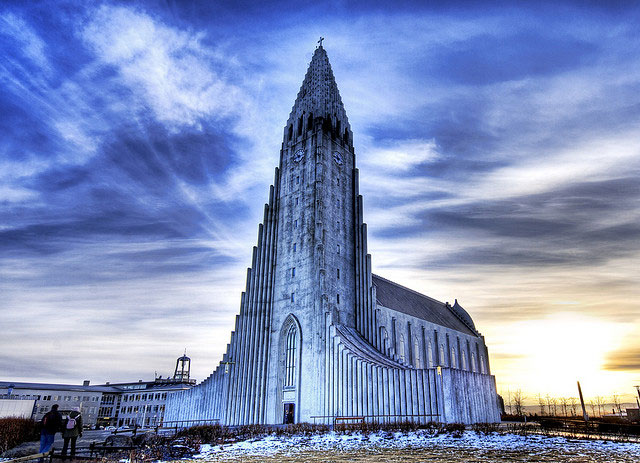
[0,12,51,72]
[80,5,247,130]
[359,138,439,172]
[603,341,640,372]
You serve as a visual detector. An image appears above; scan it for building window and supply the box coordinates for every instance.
[336,268,340,279]
[337,244,340,254]
[294,219,298,229]
[427,341,434,368]
[462,350,467,370]
[337,220,340,229]
[295,197,299,206]
[292,267,296,277]
[296,176,299,184]
[337,177,340,186]
[471,353,477,373]
[337,199,340,208]
[451,347,457,369]
[414,337,421,369]
[336,293,340,304]
[285,325,297,387]
[439,345,445,366]
[293,243,297,252]
[291,292,295,303]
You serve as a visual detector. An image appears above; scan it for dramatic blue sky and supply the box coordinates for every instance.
[1,1,639,402]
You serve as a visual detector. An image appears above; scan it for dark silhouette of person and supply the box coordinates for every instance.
[61,408,83,460]
[39,404,62,453]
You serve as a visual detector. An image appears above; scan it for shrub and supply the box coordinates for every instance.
[0,417,40,453]
[443,423,465,438]
[539,419,563,430]
[175,424,232,443]
[472,422,499,435]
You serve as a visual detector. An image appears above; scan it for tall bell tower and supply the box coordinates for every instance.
[264,43,357,423]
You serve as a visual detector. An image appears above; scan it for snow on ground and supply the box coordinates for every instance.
[192,430,640,462]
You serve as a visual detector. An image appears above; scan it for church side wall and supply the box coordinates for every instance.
[164,367,227,425]
[375,304,490,375]
[440,368,501,423]
[313,318,498,425]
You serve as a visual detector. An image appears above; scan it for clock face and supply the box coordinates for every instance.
[293,149,305,163]
[333,151,343,166]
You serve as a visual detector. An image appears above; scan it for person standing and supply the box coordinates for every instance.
[61,407,82,460]
[39,404,62,454]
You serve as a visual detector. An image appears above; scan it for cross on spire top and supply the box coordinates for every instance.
[318,37,324,47]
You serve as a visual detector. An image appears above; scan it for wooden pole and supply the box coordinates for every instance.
[577,381,588,421]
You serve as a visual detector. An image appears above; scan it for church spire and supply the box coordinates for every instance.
[285,43,352,147]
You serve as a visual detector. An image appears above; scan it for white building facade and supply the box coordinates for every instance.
[165,45,500,426]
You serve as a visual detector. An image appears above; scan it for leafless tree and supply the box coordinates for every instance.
[513,389,525,416]
[538,394,546,416]
[552,397,558,416]
[560,397,569,417]
[612,393,622,417]
[589,400,596,418]
[569,397,577,416]
[545,394,553,415]
[595,396,605,417]
[505,389,512,415]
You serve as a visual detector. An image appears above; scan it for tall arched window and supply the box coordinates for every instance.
[427,341,434,368]
[451,347,457,369]
[471,353,477,373]
[380,327,389,355]
[480,355,486,374]
[297,115,303,136]
[461,350,467,371]
[439,344,445,366]
[399,334,406,363]
[285,325,297,387]
[413,337,421,369]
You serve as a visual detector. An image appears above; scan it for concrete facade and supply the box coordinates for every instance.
[164,45,501,425]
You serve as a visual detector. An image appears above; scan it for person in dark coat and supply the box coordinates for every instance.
[61,408,83,460]
[39,404,62,453]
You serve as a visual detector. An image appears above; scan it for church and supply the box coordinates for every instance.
[164,44,500,426]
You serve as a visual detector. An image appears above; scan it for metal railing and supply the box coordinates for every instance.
[310,413,440,426]
[158,418,221,435]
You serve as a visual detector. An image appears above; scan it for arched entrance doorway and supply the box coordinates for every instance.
[280,315,301,424]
